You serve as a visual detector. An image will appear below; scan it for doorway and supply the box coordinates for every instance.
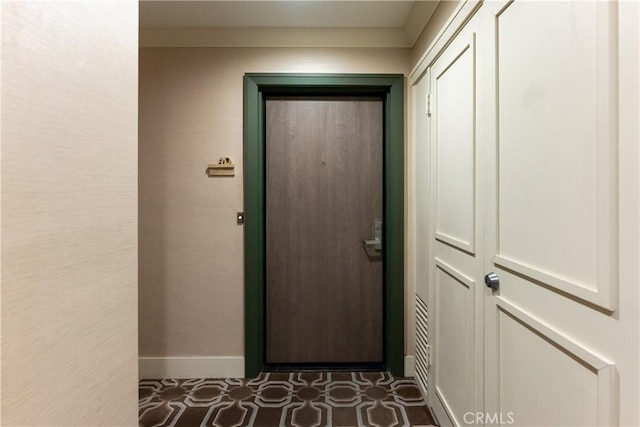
[265,96,383,367]
[243,74,405,377]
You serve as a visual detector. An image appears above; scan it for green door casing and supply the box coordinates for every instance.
[243,74,404,377]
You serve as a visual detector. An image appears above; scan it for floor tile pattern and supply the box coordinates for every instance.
[139,371,436,427]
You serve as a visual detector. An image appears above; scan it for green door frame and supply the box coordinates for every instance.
[243,73,404,377]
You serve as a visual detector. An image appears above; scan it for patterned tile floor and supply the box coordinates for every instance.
[139,371,437,427]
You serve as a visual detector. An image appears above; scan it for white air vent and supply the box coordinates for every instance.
[415,294,429,396]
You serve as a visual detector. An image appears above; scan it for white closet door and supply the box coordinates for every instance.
[428,23,484,426]
[482,1,638,426]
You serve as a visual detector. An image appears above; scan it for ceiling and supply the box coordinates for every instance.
[139,1,439,48]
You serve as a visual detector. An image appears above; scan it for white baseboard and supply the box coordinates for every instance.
[140,356,414,379]
[139,357,244,379]
[404,355,416,377]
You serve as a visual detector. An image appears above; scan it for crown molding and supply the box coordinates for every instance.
[140,27,413,48]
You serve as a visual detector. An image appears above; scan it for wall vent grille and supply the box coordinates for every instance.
[415,293,429,395]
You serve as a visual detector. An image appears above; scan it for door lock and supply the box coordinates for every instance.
[362,220,382,251]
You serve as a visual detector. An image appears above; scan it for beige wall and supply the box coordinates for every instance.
[139,48,411,360]
[411,0,461,68]
[1,2,138,426]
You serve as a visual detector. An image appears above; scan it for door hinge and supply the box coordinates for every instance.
[426,344,432,367]
[426,93,432,117]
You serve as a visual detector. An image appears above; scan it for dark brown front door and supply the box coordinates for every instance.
[265,96,384,364]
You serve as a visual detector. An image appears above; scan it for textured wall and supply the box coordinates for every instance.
[1,2,138,425]
[139,47,411,359]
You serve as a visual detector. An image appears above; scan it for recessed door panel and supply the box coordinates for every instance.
[435,37,476,254]
[434,261,475,426]
[494,0,616,307]
[497,306,604,427]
